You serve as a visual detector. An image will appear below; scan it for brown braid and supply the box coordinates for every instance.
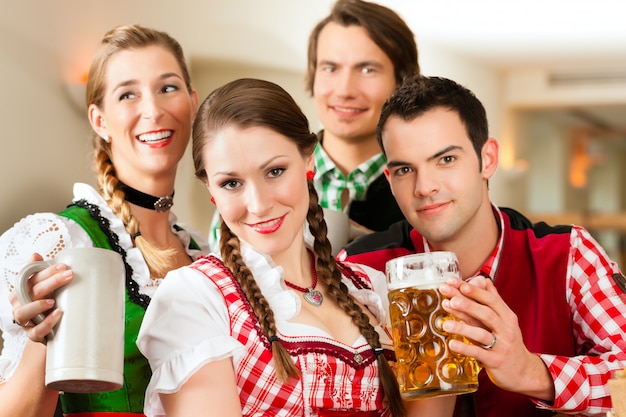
[191,78,403,412]
[218,220,300,382]
[306,180,405,416]
[94,142,176,277]
[85,25,192,278]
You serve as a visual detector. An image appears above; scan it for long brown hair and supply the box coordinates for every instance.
[193,78,405,416]
[86,24,193,277]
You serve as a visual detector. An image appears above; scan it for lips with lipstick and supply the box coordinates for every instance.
[248,215,286,234]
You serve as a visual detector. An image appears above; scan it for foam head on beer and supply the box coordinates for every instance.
[386,252,459,290]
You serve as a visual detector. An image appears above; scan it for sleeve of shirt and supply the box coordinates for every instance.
[0,213,93,384]
[536,226,626,414]
[136,265,245,417]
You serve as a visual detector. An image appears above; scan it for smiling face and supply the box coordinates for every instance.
[89,45,197,188]
[203,125,314,257]
[312,23,397,144]
[382,107,498,248]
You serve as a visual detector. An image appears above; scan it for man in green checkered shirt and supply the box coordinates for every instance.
[305,0,419,236]
[208,0,419,252]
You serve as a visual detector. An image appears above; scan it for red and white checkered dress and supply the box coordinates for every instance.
[138,245,394,417]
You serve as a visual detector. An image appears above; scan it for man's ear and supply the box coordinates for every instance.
[481,137,499,180]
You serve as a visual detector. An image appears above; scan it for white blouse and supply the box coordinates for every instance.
[0,182,208,384]
[137,244,391,417]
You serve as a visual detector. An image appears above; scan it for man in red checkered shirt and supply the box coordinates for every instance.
[339,75,626,417]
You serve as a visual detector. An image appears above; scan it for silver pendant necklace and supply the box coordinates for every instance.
[283,250,323,307]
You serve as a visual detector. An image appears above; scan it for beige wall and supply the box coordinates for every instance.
[0,24,95,232]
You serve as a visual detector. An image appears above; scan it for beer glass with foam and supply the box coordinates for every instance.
[386,252,479,399]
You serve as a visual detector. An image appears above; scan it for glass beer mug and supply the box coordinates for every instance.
[386,252,480,399]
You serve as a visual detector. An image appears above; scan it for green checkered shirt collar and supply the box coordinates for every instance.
[313,133,387,211]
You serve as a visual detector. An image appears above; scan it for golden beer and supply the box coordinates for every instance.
[386,252,479,399]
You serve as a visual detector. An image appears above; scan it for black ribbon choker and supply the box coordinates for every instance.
[117,181,174,213]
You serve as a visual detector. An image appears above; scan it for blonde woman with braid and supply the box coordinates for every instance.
[0,25,208,417]
[136,78,455,417]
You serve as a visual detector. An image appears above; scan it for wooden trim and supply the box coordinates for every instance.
[526,212,626,232]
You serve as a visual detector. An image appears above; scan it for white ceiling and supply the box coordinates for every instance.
[372,0,626,133]
[379,0,626,70]
[9,0,626,75]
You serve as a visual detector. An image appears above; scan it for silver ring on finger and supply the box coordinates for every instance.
[482,333,497,350]
[12,318,33,328]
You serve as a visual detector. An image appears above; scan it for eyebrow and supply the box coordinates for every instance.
[111,72,183,92]
[210,155,288,178]
[317,59,385,69]
[356,61,384,69]
[386,145,463,168]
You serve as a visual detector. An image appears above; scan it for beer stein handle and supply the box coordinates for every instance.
[16,261,56,338]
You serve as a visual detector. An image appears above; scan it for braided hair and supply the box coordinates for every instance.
[86,25,193,277]
[193,78,405,416]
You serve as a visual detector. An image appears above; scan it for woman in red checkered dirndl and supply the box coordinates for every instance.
[137,78,457,417]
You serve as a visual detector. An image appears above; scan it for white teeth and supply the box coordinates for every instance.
[138,131,172,142]
[334,106,361,113]
[256,218,279,228]
[252,218,280,229]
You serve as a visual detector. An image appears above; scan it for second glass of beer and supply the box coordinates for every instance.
[386,251,480,399]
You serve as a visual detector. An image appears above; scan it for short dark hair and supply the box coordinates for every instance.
[377,75,489,165]
[305,0,419,95]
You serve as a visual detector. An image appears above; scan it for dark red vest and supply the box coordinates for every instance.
[343,208,576,417]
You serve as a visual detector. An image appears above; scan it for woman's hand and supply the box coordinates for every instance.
[9,253,73,344]
[439,276,555,402]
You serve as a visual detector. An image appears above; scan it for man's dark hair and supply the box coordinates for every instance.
[377,75,489,166]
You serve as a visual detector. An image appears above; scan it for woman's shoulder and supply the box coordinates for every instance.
[153,258,229,309]
[185,254,233,283]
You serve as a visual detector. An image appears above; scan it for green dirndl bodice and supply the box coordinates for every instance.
[57,203,150,414]
[56,201,199,414]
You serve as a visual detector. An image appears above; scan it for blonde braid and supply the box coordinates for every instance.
[306,181,405,417]
[219,220,300,382]
[94,145,176,277]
